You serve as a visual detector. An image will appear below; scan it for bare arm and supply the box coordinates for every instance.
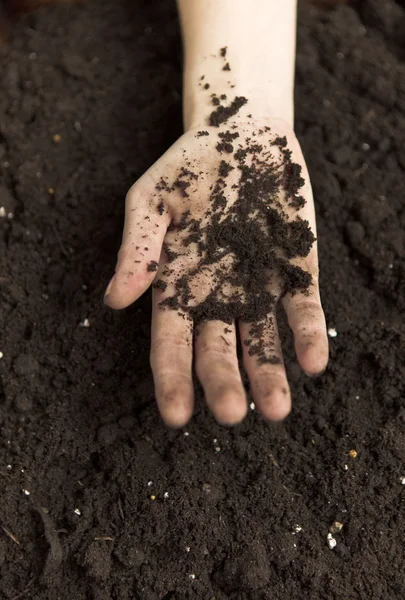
[178,0,297,129]
[105,0,328,427]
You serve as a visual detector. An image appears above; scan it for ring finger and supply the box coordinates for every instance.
[239,313,291,422]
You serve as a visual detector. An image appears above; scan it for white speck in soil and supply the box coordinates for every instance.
[327,533,337,549]
[185,546,191,552]
[0,207,6,217]
[344,464,349,470]
[7,212,13,220]
[215,447,221,452]
[164,492,169,498]
[22,489,30,496]
[250,402,255,410]
[74,508,81,516]
[147,481,153,487]
[362,143,370,151]
[80,318,90,328]
[6,464,12,470]
[329,521,343,534]
[292,525,302,534]
[183,431,189,436]
[189,574,196,581]
[328,328,337,338]
[0,352,3,359]
[400,476,405,485]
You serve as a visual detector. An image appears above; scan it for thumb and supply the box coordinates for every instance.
[104,181,170,310]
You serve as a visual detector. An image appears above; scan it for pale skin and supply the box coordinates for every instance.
[104,0,329,427]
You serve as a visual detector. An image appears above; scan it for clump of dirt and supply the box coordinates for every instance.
[209,96,248,126]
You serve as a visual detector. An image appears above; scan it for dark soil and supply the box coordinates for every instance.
[1,1,405,599]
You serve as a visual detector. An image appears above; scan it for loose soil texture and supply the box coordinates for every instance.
[1,1,405,599]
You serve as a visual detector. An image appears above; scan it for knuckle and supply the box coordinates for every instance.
[150,336,191,370]
[198,340,235,357]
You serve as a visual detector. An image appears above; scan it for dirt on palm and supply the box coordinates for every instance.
[1,1,405,599]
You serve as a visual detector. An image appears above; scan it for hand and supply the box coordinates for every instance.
[104,115,329,427]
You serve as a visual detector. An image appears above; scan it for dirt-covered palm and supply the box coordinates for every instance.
[104,117,328,426]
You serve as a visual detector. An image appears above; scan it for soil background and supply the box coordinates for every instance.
[1,1,405,599]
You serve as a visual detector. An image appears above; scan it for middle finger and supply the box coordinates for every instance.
[195,320,247,426]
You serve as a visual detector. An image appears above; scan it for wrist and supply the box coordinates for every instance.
[184,83,294,132]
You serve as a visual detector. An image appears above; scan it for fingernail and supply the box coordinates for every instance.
[308,368,326,379]
[104,275,116,302]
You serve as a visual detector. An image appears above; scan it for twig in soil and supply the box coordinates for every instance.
[50,223,69,258]
[1,524,20,545]
[34,507,63,575]
[10,578,35,600]
[118,496,125,520]
[94,536,114,541]
[263,448,280,468]
[281,484,303,498]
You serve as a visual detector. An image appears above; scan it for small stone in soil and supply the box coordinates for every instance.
[327,533,337,549]
[328,328,337,337]
[329,521,343,534]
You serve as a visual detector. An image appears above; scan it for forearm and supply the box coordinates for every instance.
[177,0,297,130]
